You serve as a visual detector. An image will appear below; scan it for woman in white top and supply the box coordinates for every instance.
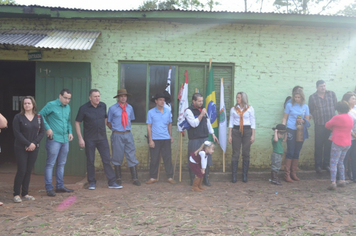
[228,92,256,183]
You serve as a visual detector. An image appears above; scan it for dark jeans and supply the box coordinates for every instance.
[350,140,356,181]
[13,147,39,196]
[314,125,332,169]
[85,139,116,185]
[149,139,173,179]
[286,128,304,160]
[231,127,252,162]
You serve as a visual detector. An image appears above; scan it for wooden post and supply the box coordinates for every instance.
[209,58,212,71]
[223,152,225,172]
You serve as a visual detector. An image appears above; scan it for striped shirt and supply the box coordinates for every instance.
[308,90,337,125]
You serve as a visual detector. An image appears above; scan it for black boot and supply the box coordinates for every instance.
[189,168,195,186]
[203,165,211,186]
[114,165,122,185]
[130,166,141,186]
[242,160,249,183]
[231,161,238,183]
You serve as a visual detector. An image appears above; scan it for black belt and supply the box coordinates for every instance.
[233,125,251,130]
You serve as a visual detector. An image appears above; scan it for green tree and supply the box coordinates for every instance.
[179,0,204,10]
[138,0,178,10]
[273,0,337,14]
[338,0,356,16]
[206,0,220,11]
[0,0,16,4]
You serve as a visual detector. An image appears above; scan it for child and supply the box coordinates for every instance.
[325,101,353,190]
[189,141,215,192]
[270,124,287,185]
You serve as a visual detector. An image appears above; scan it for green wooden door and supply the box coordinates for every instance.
[34,62,91,176]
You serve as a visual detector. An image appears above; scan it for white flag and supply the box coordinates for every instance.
[164,67,172,113]
[177,70,189,131]
[219,78,227,153]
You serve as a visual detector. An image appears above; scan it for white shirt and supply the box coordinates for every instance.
[189,151,207,169]
[228,105,256,129]
[184,109,214,134]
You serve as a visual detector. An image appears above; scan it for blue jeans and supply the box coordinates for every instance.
[330,142,350,182]
[286,128,304,159]
[350,140,356,181]
[85,139,116,185]
[45,139,69,191]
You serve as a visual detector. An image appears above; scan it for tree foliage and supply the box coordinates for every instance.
[338,0,356,16]
[273,0,336,14]
[138,0,179,10]
[0,0,16,4]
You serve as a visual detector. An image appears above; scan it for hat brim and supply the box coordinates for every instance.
[150,96,171,103]
[114,93,131,98]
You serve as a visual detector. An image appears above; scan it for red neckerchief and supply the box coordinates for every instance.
[193,104,202,113]
[234,105,249,136]
[119,102,128,129]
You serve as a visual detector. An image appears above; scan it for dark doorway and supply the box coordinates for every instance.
[0,61,36,164]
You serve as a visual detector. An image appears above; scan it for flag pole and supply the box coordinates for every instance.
[179,132,182,182]
[209,58,212,71]
[222,77,225,172]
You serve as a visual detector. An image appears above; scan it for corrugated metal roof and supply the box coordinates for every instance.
[0,30,101,50]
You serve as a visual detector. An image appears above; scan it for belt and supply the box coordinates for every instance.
[233,125,251,130]
[113,130,131,134]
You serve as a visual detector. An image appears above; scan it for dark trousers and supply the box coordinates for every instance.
[13,147,39,196]
[314,125,332,168]
[231,127,252,162]
[286,128,304,160]
[349,140,356,181]
[149,139,173,179]
[85,139,116,185]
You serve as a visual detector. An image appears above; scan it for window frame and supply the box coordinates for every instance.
[118,61,235,125]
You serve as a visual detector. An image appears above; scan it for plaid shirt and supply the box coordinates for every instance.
[308,90,337,125]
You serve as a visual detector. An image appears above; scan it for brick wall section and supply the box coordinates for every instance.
[1,18,356,171]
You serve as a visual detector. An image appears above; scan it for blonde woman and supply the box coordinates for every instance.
[228,92,255,183]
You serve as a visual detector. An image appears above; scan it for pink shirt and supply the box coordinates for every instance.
[325,114,353,147]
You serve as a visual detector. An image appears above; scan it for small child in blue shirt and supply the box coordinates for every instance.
[270,124,286,185]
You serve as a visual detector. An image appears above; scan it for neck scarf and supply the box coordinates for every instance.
[193,104,202,113]
[234,105,249,136]
[119,102,128,129]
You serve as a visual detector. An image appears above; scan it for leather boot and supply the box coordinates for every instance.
[242,160,249,183]
[188,168,195,186]
[203,165,211,186]
[284,159,294,183]
[291,159,300,181]
[198,177,205,190]
[231,161,238,183]
[114,165,122,185]
[130,166,141,186]
[271,171,282,185]
[191,177,202,192]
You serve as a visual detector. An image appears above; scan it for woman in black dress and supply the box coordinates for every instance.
[13,96,45,203]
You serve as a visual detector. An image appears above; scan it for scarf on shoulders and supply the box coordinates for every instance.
[234,105,249,136]
[119,102,128,129]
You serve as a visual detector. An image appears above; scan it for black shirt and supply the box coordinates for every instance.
[13,113,45,149]
[75,101,108,141]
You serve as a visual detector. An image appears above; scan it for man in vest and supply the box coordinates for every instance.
[184,93,219,186]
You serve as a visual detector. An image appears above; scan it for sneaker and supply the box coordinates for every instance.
[146,178,157,184]
[108,182,123,189]
[47,190,56,197]
[22,195,35,201]
[88,182,96,190]
[337,181,347,187]
[167,178,176,184]
[13,195,22,203]
[327,183,337,191]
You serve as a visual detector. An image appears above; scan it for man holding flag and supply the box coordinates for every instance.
[184,93,219,186]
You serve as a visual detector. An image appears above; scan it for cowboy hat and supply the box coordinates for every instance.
[150,91,171,103]
[113,89,131,98]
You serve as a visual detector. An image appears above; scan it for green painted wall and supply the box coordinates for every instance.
[1,18,356,171]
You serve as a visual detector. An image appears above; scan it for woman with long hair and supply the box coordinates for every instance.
[12,96,45,203]
[282,88,310,182]
[228,92,256,183]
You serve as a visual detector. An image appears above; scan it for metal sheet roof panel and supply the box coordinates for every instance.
[0,29,101,50]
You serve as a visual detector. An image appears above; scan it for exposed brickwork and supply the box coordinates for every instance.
[1,18,355,171]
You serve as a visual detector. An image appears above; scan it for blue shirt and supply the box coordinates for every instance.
[284,103,309,130]
[39,99,72,143]
[146,107,172,140]
[107,103,135,132]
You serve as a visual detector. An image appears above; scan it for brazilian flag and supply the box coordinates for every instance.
[205,66,218,141]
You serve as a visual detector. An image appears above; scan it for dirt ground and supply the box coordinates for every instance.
[1,169,356,236]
